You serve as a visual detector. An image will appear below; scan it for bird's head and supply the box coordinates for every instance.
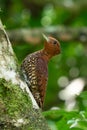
[43,34,61,58]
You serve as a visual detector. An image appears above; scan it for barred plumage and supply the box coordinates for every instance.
[21,35,61,108]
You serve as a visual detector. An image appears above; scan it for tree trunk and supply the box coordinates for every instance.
[0,20,50,130]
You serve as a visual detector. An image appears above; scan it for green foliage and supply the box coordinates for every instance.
[1,0,87,28]
[77,91,87,111]
[43,91,87,129]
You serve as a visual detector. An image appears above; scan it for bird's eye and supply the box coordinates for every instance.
[53,41,57,44]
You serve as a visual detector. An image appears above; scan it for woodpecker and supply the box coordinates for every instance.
[21,34,61,108]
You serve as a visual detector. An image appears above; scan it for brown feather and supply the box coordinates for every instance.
[21,36,61,108]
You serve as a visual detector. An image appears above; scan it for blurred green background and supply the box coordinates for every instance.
[0,0,87,129]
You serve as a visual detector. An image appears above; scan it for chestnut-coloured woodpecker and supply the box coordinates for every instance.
[21,34,61,108]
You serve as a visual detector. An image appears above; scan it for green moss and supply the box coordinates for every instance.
[0,78,50,130]
[0,78,32,119]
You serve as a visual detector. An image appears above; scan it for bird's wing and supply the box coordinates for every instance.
[21,55,48,108]
[36,57,48,107]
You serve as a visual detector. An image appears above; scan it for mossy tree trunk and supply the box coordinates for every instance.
[0,20,50,130]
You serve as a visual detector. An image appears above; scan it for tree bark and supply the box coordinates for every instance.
[0,20,50,130]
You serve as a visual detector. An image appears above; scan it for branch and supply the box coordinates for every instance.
[7,26,87,44]
[0,20,50,130]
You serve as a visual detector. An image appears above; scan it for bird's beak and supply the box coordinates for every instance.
[42,33,49,42]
